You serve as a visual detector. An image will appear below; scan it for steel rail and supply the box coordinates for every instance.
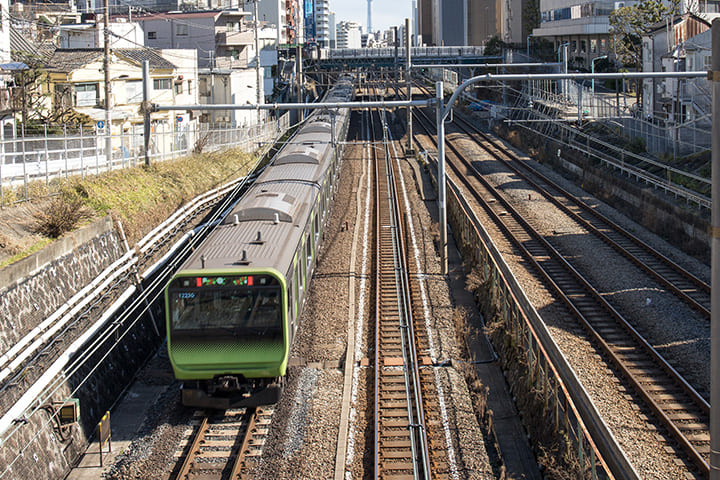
[371,98,431,480]
[413,109,711,475]
[175,414,210,480]
[450,113,711,318]
[175,408,258,480]
[229,408,259,479]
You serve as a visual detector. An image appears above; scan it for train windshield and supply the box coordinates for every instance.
[168,274,282,340]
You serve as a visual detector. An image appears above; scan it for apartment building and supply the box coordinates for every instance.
[336,21,361,49]
[315,0,330,48]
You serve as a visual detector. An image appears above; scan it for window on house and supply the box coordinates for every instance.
[175,82,183,94]
[153,78,172,90]
[590,39,597,53]
[176,24,188,36]
[187,80,193,95]
[581,40,587,53]
[75,83,98,107]
[148,31,157,40]
[126,81,143,103]
[705,55,712,69]
[600,38,606,52]
[571,40,577,52]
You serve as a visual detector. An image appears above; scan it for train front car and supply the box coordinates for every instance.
[166,267,288,408]
[165,76,354,409]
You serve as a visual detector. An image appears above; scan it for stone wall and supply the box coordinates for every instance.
[0,216,163,479]
[0,217,126,354]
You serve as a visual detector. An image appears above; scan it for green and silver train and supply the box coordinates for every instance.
[164,76,354,408]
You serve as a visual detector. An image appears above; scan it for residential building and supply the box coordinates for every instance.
[257,0,301,46]
[136,8,272,125]
[336,21,361,49]
[137,11,245,69]
[328,11,336,48]
[43,48,197,155]
[57,20,144,49]
[683,28,712,123]
[641,13,710,121]
[315,0,330,48]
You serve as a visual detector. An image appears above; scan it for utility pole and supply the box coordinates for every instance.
[143,60,151,166]
[103,0,112,167]
[393,26,399,100]
[250,0,262,123]
[710,18,720,480]
[405,18,413,153]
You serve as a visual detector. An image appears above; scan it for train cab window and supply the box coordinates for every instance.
[168,275,282,340]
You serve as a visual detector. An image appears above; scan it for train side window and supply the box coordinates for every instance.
[294,259,300,316]
[306,234,312,269]
[300,243,307,292]
[314,210,320,243]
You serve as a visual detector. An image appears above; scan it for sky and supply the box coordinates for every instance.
[330,0,412,33]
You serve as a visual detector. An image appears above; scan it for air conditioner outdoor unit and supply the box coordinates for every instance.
[614,1,625,8]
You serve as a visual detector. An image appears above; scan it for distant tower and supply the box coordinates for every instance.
[367,0,372,34]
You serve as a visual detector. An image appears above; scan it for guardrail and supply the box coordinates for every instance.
[442,165,639,479]
[506,104,711,210]
[0,114,289,205]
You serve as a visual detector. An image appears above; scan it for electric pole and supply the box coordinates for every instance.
[249,0,262,123]
[104,0,112,167]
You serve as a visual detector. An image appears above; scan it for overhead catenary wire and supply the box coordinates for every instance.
[0,118,298,477]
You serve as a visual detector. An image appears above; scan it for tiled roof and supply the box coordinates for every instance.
[115,49,176,70]
[45,49,104,73]
[45,48,176,73]
[9,26,43,64]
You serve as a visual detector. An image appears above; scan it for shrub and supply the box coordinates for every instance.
[32,197,93,238]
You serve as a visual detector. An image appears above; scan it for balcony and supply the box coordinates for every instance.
[216,30,254,47]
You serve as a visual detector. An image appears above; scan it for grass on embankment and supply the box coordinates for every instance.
[0,148,257,268]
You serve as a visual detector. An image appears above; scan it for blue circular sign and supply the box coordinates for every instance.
[97,120,104,129]
[176,116,183,123]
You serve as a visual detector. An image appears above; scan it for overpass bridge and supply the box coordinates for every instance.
[315,47,498,69]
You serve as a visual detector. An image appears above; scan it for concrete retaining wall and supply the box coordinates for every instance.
[496,124,711,263]
[0,216,162,479]
[0,217,126,356]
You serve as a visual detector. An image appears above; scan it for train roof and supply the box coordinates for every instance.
[182,218,300,273]
[174,76,354,277]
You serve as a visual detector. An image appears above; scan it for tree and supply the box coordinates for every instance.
[484,36,506,57]
[609,0,681,70]
[10,54,91,131]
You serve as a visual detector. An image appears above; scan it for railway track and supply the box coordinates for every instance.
[370,102,433,479]
[449,112,711,319]
[173,407,271,480]
[411,104,710,477]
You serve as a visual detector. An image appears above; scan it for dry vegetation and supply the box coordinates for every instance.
[0,148,256,267]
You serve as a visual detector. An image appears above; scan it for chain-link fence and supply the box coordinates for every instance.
[0,114,290,204]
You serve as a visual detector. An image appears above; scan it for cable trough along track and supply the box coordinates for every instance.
[173,407,270,480]
[448,111,711,319]
[412,106,710,477]
[370,104,437,480]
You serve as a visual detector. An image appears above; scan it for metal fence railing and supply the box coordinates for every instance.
[525,79,711,156]
[0,114,290,204]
